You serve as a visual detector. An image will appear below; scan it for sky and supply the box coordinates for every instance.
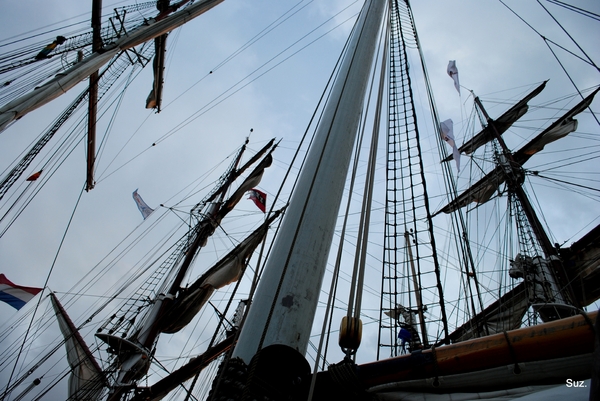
[0,0,598,400]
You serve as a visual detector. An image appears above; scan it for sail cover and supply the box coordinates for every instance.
[50,293,104,400]
[218,153,273,219]
[159,210,281,334]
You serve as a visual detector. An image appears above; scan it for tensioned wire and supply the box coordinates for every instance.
[95,4,363,185]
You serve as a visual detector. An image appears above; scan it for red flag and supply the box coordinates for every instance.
[26,170,43,181]
[248,189,266,213]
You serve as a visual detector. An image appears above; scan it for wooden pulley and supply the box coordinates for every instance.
[339,316,362,352]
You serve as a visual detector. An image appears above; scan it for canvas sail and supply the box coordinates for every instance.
[217,153,273,219]
[438,165,508,214]
[159,210,281,333]
[514,87,599,162]
[95,146,275,364]
[50,293,104,400]
[439,87,597,214]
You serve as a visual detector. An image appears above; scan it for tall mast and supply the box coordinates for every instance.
[86,0,102,191]
[232,0,387,364]
[473,96,577,307]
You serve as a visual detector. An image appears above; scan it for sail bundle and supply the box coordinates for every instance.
[160,210,281,333]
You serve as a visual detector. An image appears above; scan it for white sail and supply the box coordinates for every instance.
[50,293,104,401]
[443,81,547,161]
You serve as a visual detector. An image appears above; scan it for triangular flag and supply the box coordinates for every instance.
[248,189,267,213]
[132,189,154,219]
[26,170,43,181]
[440,119,461,172]
[447,60,460,95]
[0,274,43,310]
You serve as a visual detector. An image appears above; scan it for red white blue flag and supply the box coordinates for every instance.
[248,189,267,213]
[0,274,43,310]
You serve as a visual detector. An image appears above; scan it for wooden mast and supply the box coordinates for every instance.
[86,0,102,191]
[232,0,387,364]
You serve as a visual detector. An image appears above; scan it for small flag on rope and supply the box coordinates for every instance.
[132,189,154,220]
[447,60,460,95]
[248,189,266,213]
[440,119,461,172]
[0,274,43,310]
[26,170,43,181]
[35,36,66,60]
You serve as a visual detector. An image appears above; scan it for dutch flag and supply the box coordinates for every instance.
[0,274,43,310]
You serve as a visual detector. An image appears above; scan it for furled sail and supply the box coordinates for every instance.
[159,209,282,333]
[513,87,599,163]
[559,223,600,306]
[442,81,547,162]
[217,153,273,219]
[93,141,276,391]
[438,86,597,214]
[145,34,167,111]
[50,293,104,400]
[438,164,509,214]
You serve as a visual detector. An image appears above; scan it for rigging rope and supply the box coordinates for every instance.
[498,0,600,129]
[148,9,361,147]
[544,0,600,22]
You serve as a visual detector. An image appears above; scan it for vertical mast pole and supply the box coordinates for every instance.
[404,231,428,346]
[233,0,387,363]
[86,0,102,191]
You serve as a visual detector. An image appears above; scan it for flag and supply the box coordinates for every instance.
[440,119,461,172]
[26,170,43,181]
[132,189,154,219]
[35,36,67,60]
[248,189,267,213]
[447,60,460,95]
[0,274,43,310]
[220,154,272,216]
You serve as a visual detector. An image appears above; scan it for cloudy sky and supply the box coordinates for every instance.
[0,0,598,399]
